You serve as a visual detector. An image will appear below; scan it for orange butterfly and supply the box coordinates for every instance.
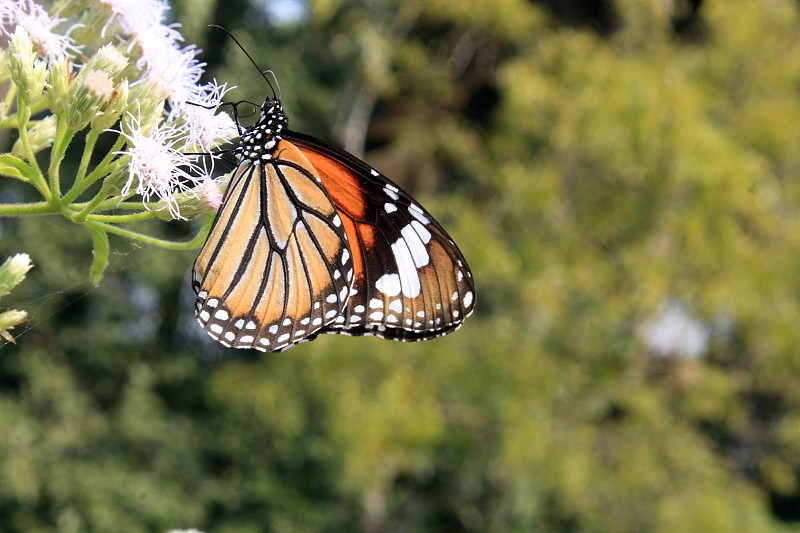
[193,95,475,351]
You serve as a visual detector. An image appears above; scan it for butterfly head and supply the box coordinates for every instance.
[235,98,288,163]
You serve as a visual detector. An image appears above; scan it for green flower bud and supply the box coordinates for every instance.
[100,161,131,197]
[52,0,91,18]
[154,179,224,221]
[78,44,128,82]
[0,309,28,344]
[92,78,129,132]
[12,115,57,160]
[67,70,114,131]
[123,75,170,136]
[0,253,33,299]
[47,56,71,114]
[9,28,47,103]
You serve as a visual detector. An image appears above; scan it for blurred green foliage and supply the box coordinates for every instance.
[4,0,800,531]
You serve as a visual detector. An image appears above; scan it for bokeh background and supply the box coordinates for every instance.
[5,0,800,531]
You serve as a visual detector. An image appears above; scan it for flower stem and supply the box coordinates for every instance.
[88,216,213,250]
[0,202,59,216]
[0,96,50,129]
[62,136,126,204]
[47,114,76,203]
[93,200,158,211]
[85,210,156,223]
[72,190,108,222]
[16,96,51,202]
[75,129,99,183]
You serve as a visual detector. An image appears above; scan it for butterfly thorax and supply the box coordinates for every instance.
[235,98,288,163]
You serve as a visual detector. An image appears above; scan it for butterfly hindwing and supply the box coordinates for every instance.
[193,140,354,351]
[288,132,476,341]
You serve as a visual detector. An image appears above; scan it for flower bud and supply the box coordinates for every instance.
[12,115,57,160]
[123,74,170,136]
[53,0,91,18]
[9,28,47,103]
[80,44,128,81]
[153,178,223,221]
[67,70,114,131]
[0,309,28,343]
[0,253,33,299]
[92,78,129,132]
[100,162,132,197]
[47,56,71,114]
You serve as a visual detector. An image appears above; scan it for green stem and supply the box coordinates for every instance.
[16,96,51,202]
[62,136,126,204]
[72,190,108,222]
[0,96,50,129]
[88,217,212,250]
[85,210,157,223]
[47,114,76,203]
[75,129,99,184]
[93,200,158,211]
[0,202,59,216]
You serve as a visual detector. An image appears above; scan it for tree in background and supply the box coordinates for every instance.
[2,0,800,531]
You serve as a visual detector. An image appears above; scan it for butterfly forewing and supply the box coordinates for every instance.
[193,140,354,351]
[289,132,476,341]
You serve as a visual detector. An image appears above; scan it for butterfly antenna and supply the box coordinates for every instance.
[208,24,278,99]
[262,70,282,100]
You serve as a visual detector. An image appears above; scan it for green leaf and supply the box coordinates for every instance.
[84,223,110,286]
[0,153,31,182]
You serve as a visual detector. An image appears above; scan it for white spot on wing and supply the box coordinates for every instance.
[383,186,399,200]
[408,203,430,224]
[375,273,401,297]
[410,220,431,244]
[400,224,430,268]
[384,202,397,213]
[464,291,473,308]
[390,239,422,298]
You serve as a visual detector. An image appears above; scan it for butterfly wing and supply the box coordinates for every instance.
[193,140,354,351]
[287,131,476,341]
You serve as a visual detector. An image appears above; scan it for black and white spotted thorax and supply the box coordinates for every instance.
[234,99,288,163]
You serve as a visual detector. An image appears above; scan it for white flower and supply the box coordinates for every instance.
[0,0,80,60]
[118,111,207,219]
[180,80,238,152]
[97,0,204,116]
[96,0,174,40]
[198,177,224,212]
[140,35,205,117]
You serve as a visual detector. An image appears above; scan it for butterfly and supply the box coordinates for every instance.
[192,66,474,352]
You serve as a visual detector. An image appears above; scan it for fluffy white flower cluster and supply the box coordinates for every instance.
[2,0,239,218]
